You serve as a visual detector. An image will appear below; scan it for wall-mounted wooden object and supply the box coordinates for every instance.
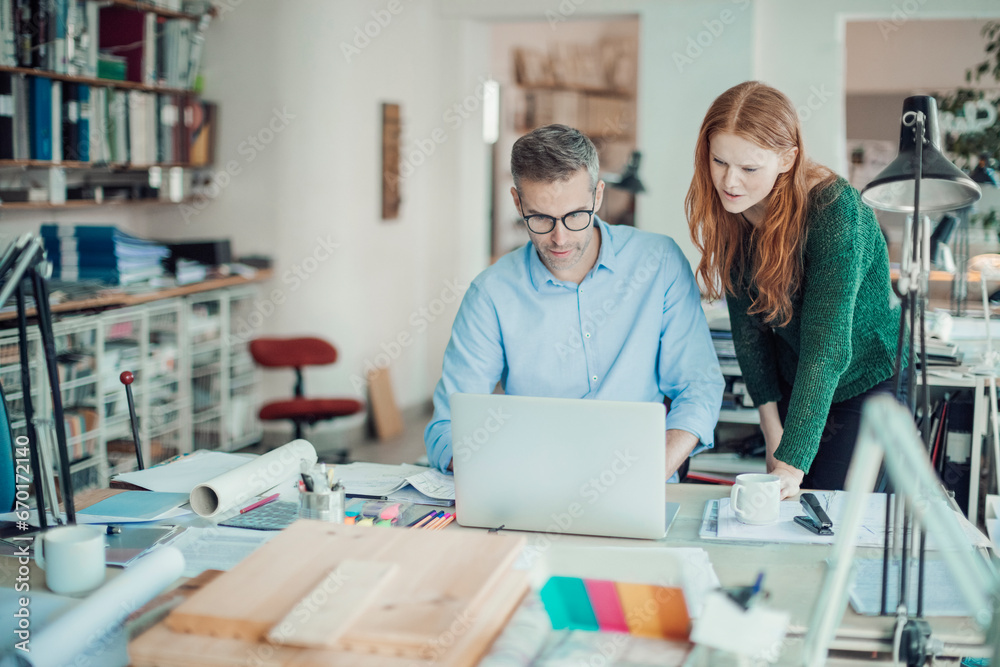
[382,102,401,220]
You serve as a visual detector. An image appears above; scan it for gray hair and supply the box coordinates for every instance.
[510,124,599,191]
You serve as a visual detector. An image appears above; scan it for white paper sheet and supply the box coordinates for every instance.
[111,449,253,493]
[164,526,275,577]
[404,468,455,500]
[848,557,974,616]
[188,439,317,517]
[709,492,991,551]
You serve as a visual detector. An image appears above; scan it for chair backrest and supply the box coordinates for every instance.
[249,337,338,368]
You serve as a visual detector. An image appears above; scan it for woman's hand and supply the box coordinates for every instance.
[769,460,804,499]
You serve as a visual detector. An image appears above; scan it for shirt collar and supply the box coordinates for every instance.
[526,216,618,291]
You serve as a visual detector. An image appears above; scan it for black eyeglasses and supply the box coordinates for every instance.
[518,195,596,235]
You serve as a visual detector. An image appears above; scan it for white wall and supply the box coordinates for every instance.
[144,0,492,420]
[442,0,1000,267]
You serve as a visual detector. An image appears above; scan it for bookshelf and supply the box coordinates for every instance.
[0,0,216,207]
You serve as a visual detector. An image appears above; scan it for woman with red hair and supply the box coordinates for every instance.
[687,81,904,498]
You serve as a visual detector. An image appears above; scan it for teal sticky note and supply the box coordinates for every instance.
[540,576,599,631]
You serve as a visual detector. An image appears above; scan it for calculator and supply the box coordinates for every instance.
[219,501,300,531]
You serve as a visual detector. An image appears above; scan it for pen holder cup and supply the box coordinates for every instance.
[298,487,345,523]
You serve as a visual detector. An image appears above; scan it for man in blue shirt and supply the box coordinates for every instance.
[425,124,723,480]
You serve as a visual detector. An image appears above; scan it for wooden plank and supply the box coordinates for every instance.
[130,568,530,667]
[367,366,403,440]
[164,521,525,656]
[267,560,398,649]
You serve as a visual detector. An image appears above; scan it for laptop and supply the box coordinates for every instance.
[451,393,679,540]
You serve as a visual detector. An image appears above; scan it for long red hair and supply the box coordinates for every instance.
[686,81,835,326]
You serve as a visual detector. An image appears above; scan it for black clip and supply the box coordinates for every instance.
[793,492,834,536]
[488,524,505,534]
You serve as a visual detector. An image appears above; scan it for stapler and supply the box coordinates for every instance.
[793,492,834,536]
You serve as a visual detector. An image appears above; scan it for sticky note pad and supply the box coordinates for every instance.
[540,577,599,631]
[615,582,662,638]
[654,586,691,640]
[584,579,629,633]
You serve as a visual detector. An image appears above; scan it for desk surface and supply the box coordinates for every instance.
[1,483,989,666]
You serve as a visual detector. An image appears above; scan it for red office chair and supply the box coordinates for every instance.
[249,337,365,447]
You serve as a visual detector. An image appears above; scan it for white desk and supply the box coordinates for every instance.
[462,484,990,666]
[1,484,990,666]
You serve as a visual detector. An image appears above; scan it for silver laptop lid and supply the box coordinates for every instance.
[451,393,667,539]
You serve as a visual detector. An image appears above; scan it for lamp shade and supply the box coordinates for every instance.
[861,96,981,213]
[608,151,646,195]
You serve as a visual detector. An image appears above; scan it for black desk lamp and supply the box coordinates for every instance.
[0,234,77,528]
[606,151,646,226]
[860,95,982,665]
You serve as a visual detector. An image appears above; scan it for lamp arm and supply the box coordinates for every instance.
[802,395,999,666]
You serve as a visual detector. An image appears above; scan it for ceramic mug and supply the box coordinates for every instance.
[730,473,781,525]
[36,525,106,595]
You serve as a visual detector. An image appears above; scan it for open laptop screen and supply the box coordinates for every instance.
[451,393,669,539]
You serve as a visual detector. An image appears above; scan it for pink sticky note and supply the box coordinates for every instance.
[584,579,629,633]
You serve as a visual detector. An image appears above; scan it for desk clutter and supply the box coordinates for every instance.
[129,520,529,666]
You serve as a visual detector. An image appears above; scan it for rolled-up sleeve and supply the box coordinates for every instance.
[656,244,725,453]
[424,283,506,471]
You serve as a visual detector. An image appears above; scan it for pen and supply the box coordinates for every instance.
[412,511,443,529]
[240,492,280,514]
[425,512,451,530]
[406,510,438,527]
[434,514,455,530]
[300,472,314,492]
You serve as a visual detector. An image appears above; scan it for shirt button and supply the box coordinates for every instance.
[592,375,598,382]
[584,332,591,338]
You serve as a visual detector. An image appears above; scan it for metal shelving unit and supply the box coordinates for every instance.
[0,284,263,492]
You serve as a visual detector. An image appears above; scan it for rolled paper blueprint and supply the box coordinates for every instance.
[26,546,185,667]
[189,439,317,517]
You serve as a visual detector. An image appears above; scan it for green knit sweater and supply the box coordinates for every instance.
[727,177,903,473]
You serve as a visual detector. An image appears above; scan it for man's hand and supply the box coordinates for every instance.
[769,459,804,499]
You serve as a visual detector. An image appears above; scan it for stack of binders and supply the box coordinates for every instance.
[40,223,169,285]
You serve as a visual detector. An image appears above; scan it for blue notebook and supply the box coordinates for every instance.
[78,491,189,521]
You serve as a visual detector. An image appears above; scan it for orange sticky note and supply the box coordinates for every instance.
[653,586,691,640]
[615,582,662,638]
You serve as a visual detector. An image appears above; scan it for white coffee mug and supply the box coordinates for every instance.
[730,473,781,525]
[36,525,106,596]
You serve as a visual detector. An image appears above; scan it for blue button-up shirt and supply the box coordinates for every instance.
[424,218,724,475]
